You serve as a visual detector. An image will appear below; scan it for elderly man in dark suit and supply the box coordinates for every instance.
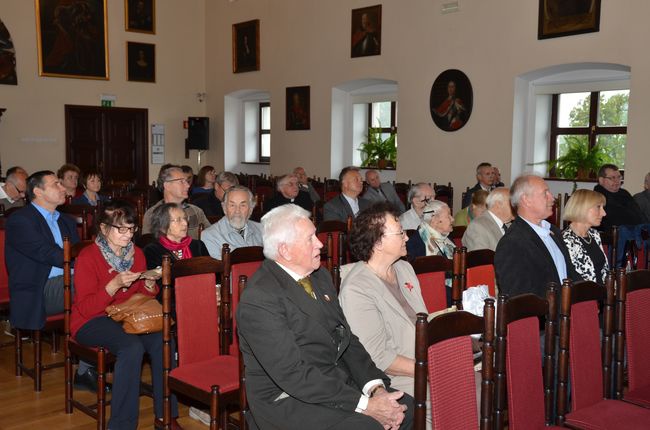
[462,162,495,208]
[323,166,371,222]
[361,169,405,214]
[5,170,96,391]
[237,204,412,430]
[495,174,577,299]
[264,173,313,213]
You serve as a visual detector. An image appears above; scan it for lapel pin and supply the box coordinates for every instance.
[324,294,331,302]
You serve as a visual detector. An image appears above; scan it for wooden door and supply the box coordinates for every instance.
[65,105,148,185]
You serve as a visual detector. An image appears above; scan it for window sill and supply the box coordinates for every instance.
[357,165,396,171]
[242,161,270,165]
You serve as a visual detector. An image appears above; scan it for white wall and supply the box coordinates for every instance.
[205,0,650,210]
[0,0,206,182]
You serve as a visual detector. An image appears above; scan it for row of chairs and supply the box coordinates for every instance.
[414,269,650,429]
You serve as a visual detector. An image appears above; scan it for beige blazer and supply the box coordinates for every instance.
[339,260,427,396]
[462,210,504,252]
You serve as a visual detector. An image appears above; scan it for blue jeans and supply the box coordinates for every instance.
[76,316,179,430]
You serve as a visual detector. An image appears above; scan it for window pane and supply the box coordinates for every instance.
[371,102,392,127]
[597,134,626,169]
[598,90,629,127]
[261,106,271,130]
[261,134,270,158]
[558,92,590,128]
[556,134,588,159]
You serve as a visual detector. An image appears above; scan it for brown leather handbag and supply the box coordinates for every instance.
[105,293,163,334]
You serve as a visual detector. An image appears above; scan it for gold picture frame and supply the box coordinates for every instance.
[125,0,155,34]
[35,0,109,80]
[538,0,601,40]
[232,19,260,73]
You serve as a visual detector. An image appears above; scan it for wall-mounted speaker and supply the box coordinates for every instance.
[186,116,209,150]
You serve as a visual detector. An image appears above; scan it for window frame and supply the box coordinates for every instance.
[258,101,271,162]
[367,101,397,135]
[548,91,627,177]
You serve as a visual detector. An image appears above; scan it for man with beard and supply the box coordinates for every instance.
[201,185,263,259]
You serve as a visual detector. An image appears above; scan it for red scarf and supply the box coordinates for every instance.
[159,235,193,260]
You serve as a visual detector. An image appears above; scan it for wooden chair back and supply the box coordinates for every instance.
[493,288,558,429]
[317,220,349,267]
[449,225,466,248]
[222,245,265,356]
[434,182,454,213]
[556,276,615,424]
[414,299,495,430]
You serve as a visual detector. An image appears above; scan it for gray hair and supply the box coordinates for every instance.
[644,172,650,185]
[510,174,540,208]
[486,187,510,209]
[407,182,433,203]
[149,202,183,239]
[157,165,182,191]
[215,171,239,187]
[222,185,256,208]
[276,174,297,191]
[261,204,311,260]
[421,200,449,223]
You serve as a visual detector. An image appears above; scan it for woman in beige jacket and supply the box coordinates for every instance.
[340,202,431,429]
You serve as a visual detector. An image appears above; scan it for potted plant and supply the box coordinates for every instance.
[358,126,397,169]
[533,140,614,180]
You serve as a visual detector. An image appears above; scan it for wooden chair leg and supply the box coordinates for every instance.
[15,328,23,376]
[34,329,42,391]
[64,342,73,413]
[51,331,59,353]
[97,348,107,430]
[210,386,219,430]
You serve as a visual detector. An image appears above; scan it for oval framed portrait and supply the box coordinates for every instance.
[430,69,473,132]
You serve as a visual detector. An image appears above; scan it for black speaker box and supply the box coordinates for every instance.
[187,117,209,150]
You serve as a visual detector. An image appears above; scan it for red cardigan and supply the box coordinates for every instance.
[71,243,158,338]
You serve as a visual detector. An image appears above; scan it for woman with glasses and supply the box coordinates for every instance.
[144,202,209,305]
[191,165,217,196]
[339,202,431,429]
[70,200,183,430]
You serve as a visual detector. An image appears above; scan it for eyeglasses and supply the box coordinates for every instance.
[603,175,623,182]
[9,181,25,196]
[165,178,187,184]
[109,224,138,234]
[384,230,405,237]
[170,216,189,223]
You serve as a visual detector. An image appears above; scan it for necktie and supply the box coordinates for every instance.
[502,223,509,233]
[297,277,316,300]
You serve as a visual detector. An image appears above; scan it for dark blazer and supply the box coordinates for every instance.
[495,216,578,300]
[237,260,390,430]
[362,183,406,214]
[406,228,426,259]
[264,190,313,214]
[323,194,371,222]
[5,204,79,329]
[462,182,486,208]
[192,192,225,218]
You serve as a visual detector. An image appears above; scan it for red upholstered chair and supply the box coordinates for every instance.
[222,245,265,357]
[410,255,453,313]
[614,269,650,407]
[63,238,115,426]
[449,225,466,248]
[556,277,650,428]
[162,255,240,430]
[324,178,340,202]
[413,299,495,430]
[393,181,411,208]
[494,289,563,430]
[465,249,496,298]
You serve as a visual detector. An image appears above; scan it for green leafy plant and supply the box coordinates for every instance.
[533,139,614,180]
[358,126,397,169]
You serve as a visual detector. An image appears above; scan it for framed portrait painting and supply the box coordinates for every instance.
[232,19,260,73]
[286,86,310,131]
[538,0,601,39]
[429,69,473,132]
[35,0,109,79]
[125,0,155,34]
[351,5,381,58]
[127,41,155,82]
